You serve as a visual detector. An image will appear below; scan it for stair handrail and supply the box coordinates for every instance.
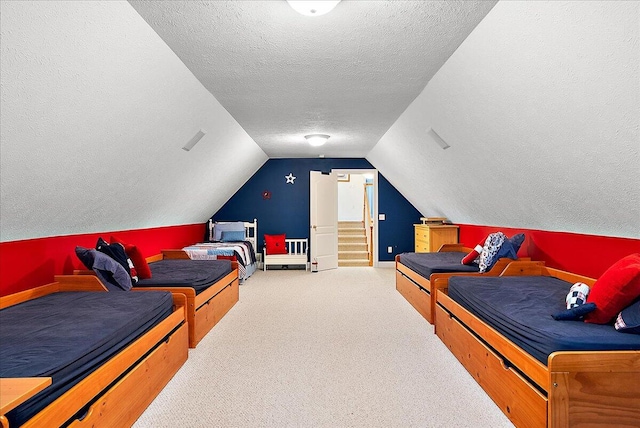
[363,183,374,266]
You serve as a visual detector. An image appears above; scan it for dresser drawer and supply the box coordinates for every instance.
[415,229,429,240]
[415,227,430,252]
[414,224,458,253]
[415,242,430,252]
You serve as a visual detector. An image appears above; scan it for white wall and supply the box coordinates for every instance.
[0,1,268,242]
[368,1,639,238]
[338,174,366,221]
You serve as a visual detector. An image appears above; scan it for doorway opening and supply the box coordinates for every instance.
[334,169,378,267]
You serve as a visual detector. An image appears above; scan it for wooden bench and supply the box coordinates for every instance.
[263,238,308,271]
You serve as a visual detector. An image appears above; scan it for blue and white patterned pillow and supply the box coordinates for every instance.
[477,232,506,273]
[566,282,590,309]
[552,282,595,321]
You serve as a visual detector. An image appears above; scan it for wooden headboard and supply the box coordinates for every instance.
[208,219,258,250]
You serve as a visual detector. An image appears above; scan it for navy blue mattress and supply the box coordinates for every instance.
[398,252,479,278]
[447,276,640,365]
[0,291,173,427]
[136,259,233,294]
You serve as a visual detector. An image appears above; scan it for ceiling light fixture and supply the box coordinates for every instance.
[287,1,341,16]
[305,134,330,146]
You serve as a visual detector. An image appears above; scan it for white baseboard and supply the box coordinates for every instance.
[375,261,395,268]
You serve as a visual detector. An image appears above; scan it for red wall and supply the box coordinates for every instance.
[0,223,205,296]
[458,224,640,279]
[3,222,639,296]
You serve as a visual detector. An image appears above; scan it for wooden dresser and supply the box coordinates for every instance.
[414,220,458,252]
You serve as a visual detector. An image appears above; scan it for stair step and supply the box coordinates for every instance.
[338,250,369,260]
[337,221,369,266]
[339,259,370,267]
[339,243,367,251]
[338,249,369,255]
[338,221,364,228]
[339,235,367,243]
[338,228,365,235]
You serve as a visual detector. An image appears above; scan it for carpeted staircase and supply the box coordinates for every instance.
[338,221,370,267]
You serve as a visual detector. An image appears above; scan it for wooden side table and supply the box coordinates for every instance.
[1,377,52,427]
[414,224,459,252]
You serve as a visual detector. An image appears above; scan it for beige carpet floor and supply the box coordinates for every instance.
[134,267,513,427]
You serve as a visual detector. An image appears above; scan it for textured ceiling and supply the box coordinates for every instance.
[129,0,497,158]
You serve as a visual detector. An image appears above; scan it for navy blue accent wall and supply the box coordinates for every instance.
[377,174,422,259]
[212,158,421,261]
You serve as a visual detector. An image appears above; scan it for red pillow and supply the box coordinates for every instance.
[462,240,486,265]
[110,236,152,279]
[264,234,287,255]
[584,253,640,324]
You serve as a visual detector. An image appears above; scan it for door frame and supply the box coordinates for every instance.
[332,168,379,267]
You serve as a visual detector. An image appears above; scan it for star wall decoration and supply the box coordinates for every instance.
[285,173,296,184]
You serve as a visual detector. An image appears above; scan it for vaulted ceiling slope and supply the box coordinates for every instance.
[1,1,638,244]
[0,1,267,242]
[369,1,640,239]
[129,0,497,158]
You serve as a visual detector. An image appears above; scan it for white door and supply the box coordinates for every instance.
[310,171,338,271]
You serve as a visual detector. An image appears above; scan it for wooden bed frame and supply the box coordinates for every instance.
[434,264,640,428]
[0,275,188,428]
[143,252,239,348]
[395,244,532,324]
[263,238,308,271]
[74,252,239,348]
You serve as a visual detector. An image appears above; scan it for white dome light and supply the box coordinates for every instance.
[305,134,330,146]
[287,1,341,17]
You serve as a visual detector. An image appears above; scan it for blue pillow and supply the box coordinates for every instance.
[508,233,525,254]
[96,237,134,282]
[220,230,245,242]
[213,222,245,241]
[488,233,525,270]
[75,246,132,291]
[615,301,640,334]
[552,303,597,321]
[493,240,518,266]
